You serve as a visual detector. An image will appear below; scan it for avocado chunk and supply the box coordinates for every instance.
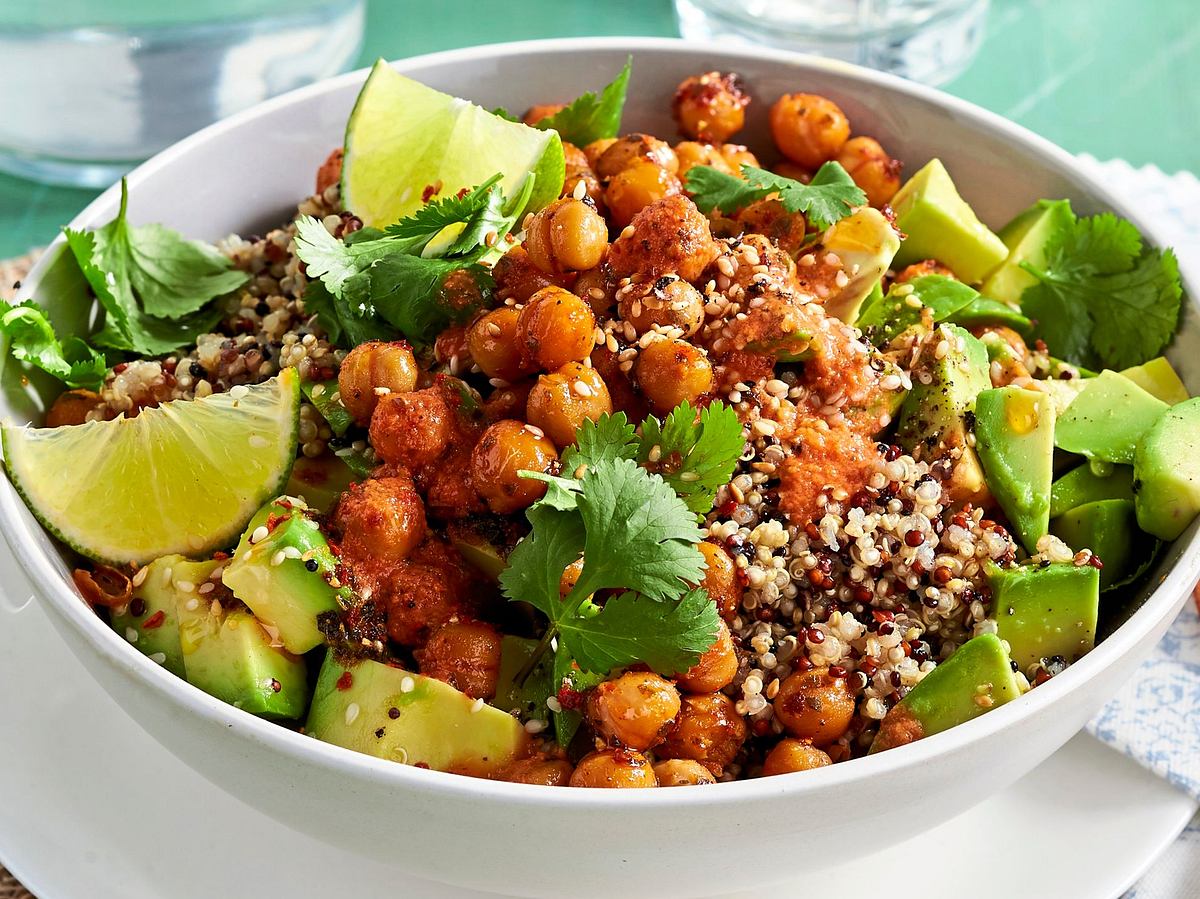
[820,207,901,323]
[306,652,529,775]
[980,199,1075,306]
[870,633,1019,753]
[111,554,193,677]
[890,159,1008,284]
[1133,397,1200,540]
[301,379,353,437]
[989,561,1099,669]
[284,453,357,514]
[974,387,1056,554]
[1051,499,1141,591]
[222,497,349,654]
[177,590,309,719]
[1121,357,1189,405]
[856,274,977,347]
[1056,370,1168,464]
[946,296,1032,332]
[1049,462,1135,518]
[896,323,991,503]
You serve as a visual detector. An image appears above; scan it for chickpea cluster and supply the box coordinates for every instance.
[324,69,908,787]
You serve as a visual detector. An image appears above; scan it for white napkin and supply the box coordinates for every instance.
[1072,155,1200,897]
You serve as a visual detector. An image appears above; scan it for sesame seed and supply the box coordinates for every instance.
[524,719,547,734]
[270,550,287,567]
[400,676,416,693]
[229,384,249,400]
[572,179,588,200]
[470,698,485,713]
[345,703,360,725]
[175,580,195,593]
[124,627,138,644]
[523,424,545,439]
[131,567,149,587]
[149,652,167,665]
[372,386,391,396]
[250,525,269,544]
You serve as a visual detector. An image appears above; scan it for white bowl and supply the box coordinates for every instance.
[3,37,1197,899]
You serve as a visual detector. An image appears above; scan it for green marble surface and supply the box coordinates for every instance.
[2,0,1196,260]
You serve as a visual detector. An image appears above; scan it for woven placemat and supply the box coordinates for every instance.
[0,249,39,899]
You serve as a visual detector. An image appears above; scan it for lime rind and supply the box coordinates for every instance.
[2,368,300,566]
[342,60,564,228]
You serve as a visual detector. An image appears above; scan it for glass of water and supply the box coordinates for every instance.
[675,0,989,86]
[0,0,365,187]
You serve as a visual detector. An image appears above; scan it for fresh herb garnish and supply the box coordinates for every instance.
[0,299,107,390]
[63,179,247,355]
[294,174,532,346]
[685,161,867,230]
[1020,211,1182,370]
[532,58,632,148]
[638,401,746,514]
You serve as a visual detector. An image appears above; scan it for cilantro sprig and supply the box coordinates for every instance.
[294,174,532,346]
[685,161,867,230]
[63,179,248,355]
[531,59,632,148]
[1020,211,1182,370]
[0,299,107,390]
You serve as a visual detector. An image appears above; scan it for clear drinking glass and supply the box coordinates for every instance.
[674,0,989,86]
[0,0,365,187]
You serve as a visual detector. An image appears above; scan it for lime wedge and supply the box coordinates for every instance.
[3,369,301,566]
[342,60,565,227]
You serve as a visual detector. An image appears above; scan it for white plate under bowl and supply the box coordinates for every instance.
[0,541,1193,898]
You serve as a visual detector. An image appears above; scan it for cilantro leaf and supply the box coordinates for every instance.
[685,161,866,230]
[383,173,502,247]
[1021,213,1182,369]
[498,504,586,621]
[63,179,246,356]
[534,58,632,147]
[0,299,107,389]
[639,401,745,514]
[558,589,720,677]
[365,254,492,345]
[561,411,638,472]
[573,458,706,601]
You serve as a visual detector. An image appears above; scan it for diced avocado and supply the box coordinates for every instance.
[870,633,1019,753]
[1049,462,1135,518]
[1056,370,1168,464]
[988,561,1099,669]
[1051,499,1139,590]
[1121,357,1189,405]
[974,387,1056,554]
[891,159,1008,284]
[284,453,357,514]
[446,518,524,582]
[1133,397,1200,540]
[857,275,976,347]
[306,652,529,775]
[978,330,1028,387]
[111,554,194,677]
[850,279,885,327]
[946,295,1032,332]
[177,596,309,719]
[896,324,991,503]
[821,207,901,323]
[1038,378,1089,417]
[980,199,1075,306]
[222,497,349,654]
[301,379,353,437]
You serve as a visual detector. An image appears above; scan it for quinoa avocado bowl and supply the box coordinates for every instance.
[2,39,1198,897]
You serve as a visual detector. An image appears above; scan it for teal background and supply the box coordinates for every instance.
[2,0,1197,261]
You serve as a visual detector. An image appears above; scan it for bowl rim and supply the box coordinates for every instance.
[4,35,1198,810]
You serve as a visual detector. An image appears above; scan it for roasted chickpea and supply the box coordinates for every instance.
[337,340,419,425]
[573,266,615,316]
[434,324,470,371]
[736,198,808,257]
[470,419,559,514]
[672,71,749,143]
[516,286,597,372]
[526,361,612,447]
[492,245,561,305]
[467,307,528,383]
[424,447,487,520]
[524,198,609,275]
[45,389,105,427]
[331,474,427,568]
[562,141,590,172]
[559,556,585,597]
[718,143,759,173]
[587,671,682,751]
[653,759,717,786]
[589,344,648,422]
[595,133,679,179]
[607,194,717,283]
[482,379,535,422]
[676,620,738,693]
[316,147,343,195]
[761,739,833,776]
[563,169,606,211]
[583,137,617,169]
[635,339,714,415]
[370,388,453,469]
[697,540,743,621]
[383,538,479,646]
[604,163,683,229]
[658,693,747,775]
[417,619,503,699]
[569,748,658,788]
[772,160,812,182]
[675,141,735,180]
[438,268,488,315]
[618,274,705,337]
[505,757,574,786]
[893,259,955,284]
[773,667,856,746]
[769,93,851,169]
[835,136,901,208]
[523,103,565,125]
